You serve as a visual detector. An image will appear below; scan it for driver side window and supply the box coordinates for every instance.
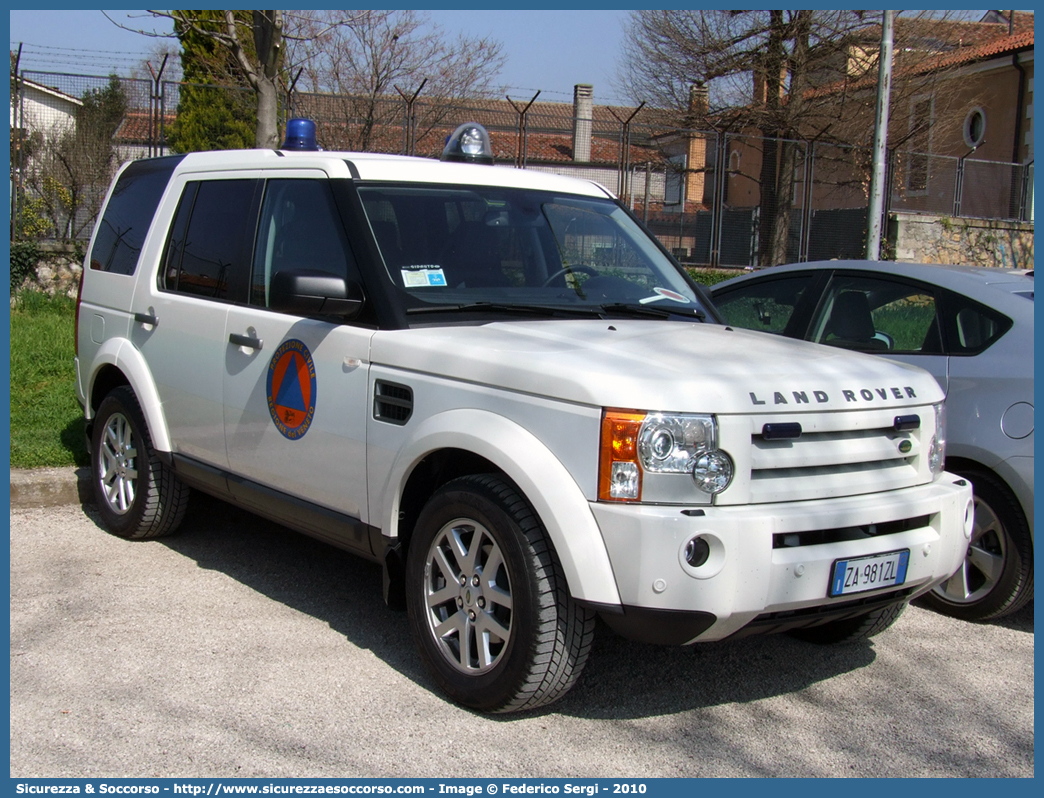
[251,179,357,309]
[713,275,812,334]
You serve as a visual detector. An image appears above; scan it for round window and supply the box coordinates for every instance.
[963,108,986,149]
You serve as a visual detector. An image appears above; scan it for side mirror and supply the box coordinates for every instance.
[269,270,365,319]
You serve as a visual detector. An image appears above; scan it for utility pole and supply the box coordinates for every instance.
[866,10,894,260]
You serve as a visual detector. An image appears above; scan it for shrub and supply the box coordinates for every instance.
[10,241,41,295]
[687,268,745,287]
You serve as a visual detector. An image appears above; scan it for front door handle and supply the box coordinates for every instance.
[229,332,263,351]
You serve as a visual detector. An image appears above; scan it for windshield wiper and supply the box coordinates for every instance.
[600,302,707,321]
[406,301,603,317]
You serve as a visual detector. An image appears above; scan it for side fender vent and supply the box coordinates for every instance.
[374,380,413,426]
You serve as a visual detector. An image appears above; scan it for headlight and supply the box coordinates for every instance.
[929,402,946,477]
[600,410,734,503]
[638,414,715,473]
[693,450,735,494]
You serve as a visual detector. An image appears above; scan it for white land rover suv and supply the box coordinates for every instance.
[75,121,973,713]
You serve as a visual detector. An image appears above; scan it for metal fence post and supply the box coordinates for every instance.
[710,133,727,268]
[11,46,24,241]
[799,140,814,262]
[395,79,426,156]
[953,156,966,217]
[507,91,540,168]
[147,55,168,157]
[608,103,644,201]
[1019,161,1033,221]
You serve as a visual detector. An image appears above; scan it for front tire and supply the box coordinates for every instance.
[91,386,189,539]
[920,469,1033,621]
[405,474,595,713]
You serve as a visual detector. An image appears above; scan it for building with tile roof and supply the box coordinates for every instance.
[722,13,1033,223]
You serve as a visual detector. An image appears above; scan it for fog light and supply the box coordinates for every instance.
[685,536,711,568]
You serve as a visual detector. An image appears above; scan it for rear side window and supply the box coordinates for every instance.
[162,179,258,302]
[88,156,184,275]
[945,293,1013,355]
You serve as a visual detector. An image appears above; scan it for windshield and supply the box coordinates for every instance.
[357,184,711,318]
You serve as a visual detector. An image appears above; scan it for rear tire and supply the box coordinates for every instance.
[91,386,189,539]
[920,469,1033,621]
[405,474,595,712]
[788,601,907,645]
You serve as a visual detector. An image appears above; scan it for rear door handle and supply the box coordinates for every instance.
[229,333,263,351]
[134,311,158,326]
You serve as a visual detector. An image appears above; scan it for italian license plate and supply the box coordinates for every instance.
[829,549,910,597]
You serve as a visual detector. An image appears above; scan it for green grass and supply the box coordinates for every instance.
[9,291,88,468]
[870,302,937,351]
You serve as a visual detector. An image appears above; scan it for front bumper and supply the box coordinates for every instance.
[590,474,974,643]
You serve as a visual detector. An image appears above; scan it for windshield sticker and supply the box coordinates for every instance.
[401,265,448,287]
[640,287,692,305]
[267,339,317,440]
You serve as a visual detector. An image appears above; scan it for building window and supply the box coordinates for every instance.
[906,96,933,195]
[664,153,687,207]
[963,107,987,149]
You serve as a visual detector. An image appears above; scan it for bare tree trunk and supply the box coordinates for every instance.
[757,137,779,266]
[771,140,797,264]
[254,78,280,148]
[768,11,811,266]
[757,11,785,266]
[252,10,282,148]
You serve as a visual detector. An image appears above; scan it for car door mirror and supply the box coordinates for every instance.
[269,270,366,319]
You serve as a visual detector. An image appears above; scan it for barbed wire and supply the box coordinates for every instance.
[497,85,632,107]
[10,42,155,72]
[12,44,631,107]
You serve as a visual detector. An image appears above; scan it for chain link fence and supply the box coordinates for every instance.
[11,69,1034,269]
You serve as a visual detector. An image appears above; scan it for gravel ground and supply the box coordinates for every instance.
[9,495,1034,778]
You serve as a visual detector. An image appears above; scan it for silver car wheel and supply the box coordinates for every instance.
[98,412,139,515]
[422,517,513,675]
[934,496,1006,605]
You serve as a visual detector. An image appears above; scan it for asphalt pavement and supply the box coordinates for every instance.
[8,473,1035,778]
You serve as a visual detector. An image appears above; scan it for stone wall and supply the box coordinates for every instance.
[12,243,83,299]
[889,213,1034,270]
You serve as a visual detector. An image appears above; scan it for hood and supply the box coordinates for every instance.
[370,320,943,414]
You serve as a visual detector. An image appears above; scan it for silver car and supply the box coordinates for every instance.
[712,261,1033,621]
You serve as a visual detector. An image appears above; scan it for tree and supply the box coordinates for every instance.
[290,10,504,153]
[123,11,502,154]
[618,10,985,266]
[146,10,286,148]
[166,10,255,152]
[25,76,128,241]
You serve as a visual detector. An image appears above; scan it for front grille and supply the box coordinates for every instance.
[773,515,932,548]
[721,407,933,504]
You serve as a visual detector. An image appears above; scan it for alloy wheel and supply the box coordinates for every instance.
[422,518,514,675]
